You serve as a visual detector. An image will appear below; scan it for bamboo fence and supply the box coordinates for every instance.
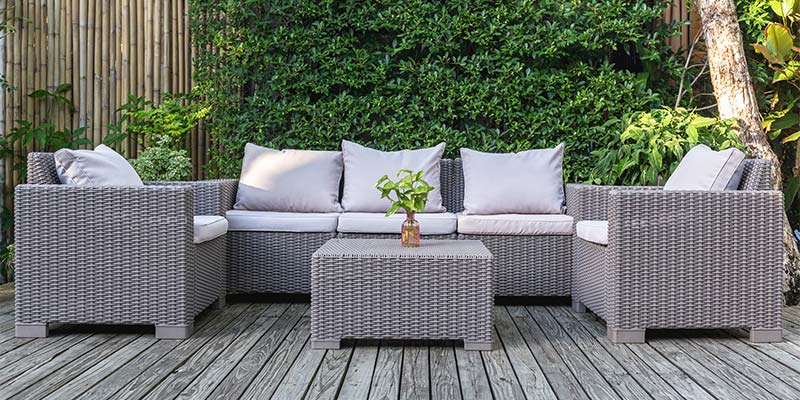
[0,0,204,190]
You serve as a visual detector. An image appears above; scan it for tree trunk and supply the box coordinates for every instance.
[697,0,800,304]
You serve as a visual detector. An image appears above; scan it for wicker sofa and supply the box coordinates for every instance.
[567,159,784,343]
[224,158,575,297]
[15,153,233,339]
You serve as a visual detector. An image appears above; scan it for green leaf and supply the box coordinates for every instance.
[28,89,50,99]
[770,0,795,17]
[764,23,794,62]
[55,83,72,94]
[786,176,800,210]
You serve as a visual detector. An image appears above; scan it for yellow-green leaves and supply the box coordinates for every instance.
[376,170,435,217]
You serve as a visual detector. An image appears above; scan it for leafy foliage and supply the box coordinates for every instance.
[376,170,435,216]
[591,108,743,186]
[130,147,193,181]
[190,0,681,180]
[111,93,207,181]
[109,93,210,150]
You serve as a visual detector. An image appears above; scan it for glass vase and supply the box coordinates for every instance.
[401,212,420,247]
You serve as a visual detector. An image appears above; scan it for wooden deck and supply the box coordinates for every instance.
[2,289,800,399]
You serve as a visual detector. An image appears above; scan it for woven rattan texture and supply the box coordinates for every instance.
[440,158,464,213]
[458,234,572,296]
[739,159,773,190]
[605,189,784,330]
[14,184,206,326]
[573,239,607,319]
[27,153,60,184]
[336,233,456,240]
[311,239,493,342]
[147,180,238,216]
[193,236,227,314]
[227,231,336,294]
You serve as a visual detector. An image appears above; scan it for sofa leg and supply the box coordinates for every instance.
[608,327,645,344]
[311,340,341,350]
[572,300,587,313]
[16,323,48,338]
[750,328,783,343]
[464,340,493,351]
[155,324,193,339]
[213,295,226,310]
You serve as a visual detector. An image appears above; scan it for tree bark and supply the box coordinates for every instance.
[697,0,800,304]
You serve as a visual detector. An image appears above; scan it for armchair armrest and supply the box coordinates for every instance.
[604,189,784,330]
[565,183,660,221]
[145,179,238,215]
[14,184,198,325]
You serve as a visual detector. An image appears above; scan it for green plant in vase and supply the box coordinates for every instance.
[376,170,435,247]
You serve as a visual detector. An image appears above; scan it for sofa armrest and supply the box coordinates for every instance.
[604,189,784,330]
[565,184,660,221]
[145,179,238,215]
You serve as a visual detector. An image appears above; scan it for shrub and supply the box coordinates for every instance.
[130,147,193,181]
[590,107,743,186]
[190,0,681,181]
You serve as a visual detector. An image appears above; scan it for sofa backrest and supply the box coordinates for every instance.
[24,152,774,203]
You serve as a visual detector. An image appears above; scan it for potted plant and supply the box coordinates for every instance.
[376,170,435,247]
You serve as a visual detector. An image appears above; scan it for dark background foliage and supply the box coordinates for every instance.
[190,0,681,180]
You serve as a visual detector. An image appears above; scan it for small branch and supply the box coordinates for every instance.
[675,28,705,109]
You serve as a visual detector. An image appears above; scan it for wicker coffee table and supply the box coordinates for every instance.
[310,238,494,351]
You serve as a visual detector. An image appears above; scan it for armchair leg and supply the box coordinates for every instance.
[750,328,782,343]
[608,327,645,344]
[572,300,587,313]
[16,323,48,338]
[213,295,226,309]
[155,324,193,339]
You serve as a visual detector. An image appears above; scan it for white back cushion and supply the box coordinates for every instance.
[234,143,343,213]
[54,144,143,186]
[664,144,746,191]
[460,144,565,214]
[341,140,446,212]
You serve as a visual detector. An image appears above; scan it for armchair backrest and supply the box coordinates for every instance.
[739,159,773,191]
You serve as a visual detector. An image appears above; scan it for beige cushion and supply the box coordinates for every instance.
[664,144,745,191]
[457,214,574,236]
[341,140,446,213]
[226,210,339,233]
[194,216,228,244]
[54,144,143,186]
[234,143,343,212]
[576,220,608,245]
[337,212,457,235]
[460,144,565,215]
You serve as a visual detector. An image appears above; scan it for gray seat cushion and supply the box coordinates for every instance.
[664,144,746,191]
[337,212,457,235]
[225,210,340,233]
[576,220,608,245]
[457,213,574,236]
[54,144,143,186]
[341,140,446,213]
[234,143,343,212]
[193,216,228,244]
[460,144,565,214]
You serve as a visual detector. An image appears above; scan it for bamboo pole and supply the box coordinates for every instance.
[91,0,100,145]
[100,0,108,142]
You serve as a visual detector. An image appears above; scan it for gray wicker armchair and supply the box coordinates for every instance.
[567,159,785,343]
[14,153,237,339]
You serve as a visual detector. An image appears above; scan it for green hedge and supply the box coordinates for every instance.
[190,0,678,180]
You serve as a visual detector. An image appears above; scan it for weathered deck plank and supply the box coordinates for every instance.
[337,343,379,400]
[208,303,308,400]
[0,292,797,400]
